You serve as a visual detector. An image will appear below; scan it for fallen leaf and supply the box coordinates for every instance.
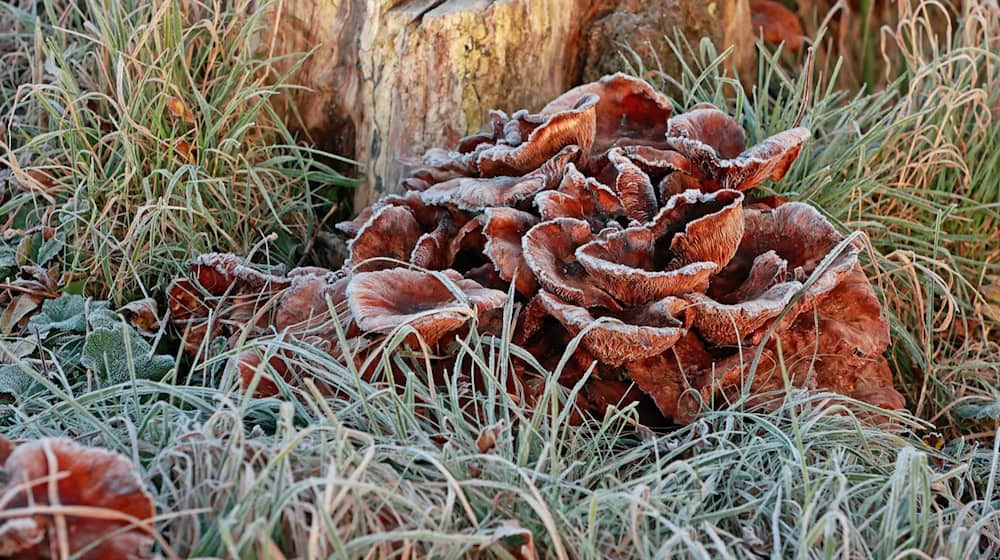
[481,521,537,560]
[476,421,505,453]
[165,95,196,124]
[174,139,194,161]
[119,298,162,336]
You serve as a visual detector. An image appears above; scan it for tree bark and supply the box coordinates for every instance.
[270,0,752,210]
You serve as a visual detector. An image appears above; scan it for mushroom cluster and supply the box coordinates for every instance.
[0,436,156,559]
[168,73,903,423]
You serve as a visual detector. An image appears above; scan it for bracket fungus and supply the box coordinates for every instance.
[170,73,904,424]
[0,436,156,559]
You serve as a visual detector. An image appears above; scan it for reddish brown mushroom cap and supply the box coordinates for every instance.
[522,218,620,309]
[189,252,290,296]
[654,188,745,270]
[621,145,693,177]
[576,224,716,306]
[718,202,858,300]
[690,203,858,345]
[475,94,597,177]
[410,216,483,271]
[667,104,747,159]
[273,272,352,335]
[666,105,810,191]
[541,73,674,159]
[483,208,539,296]
[534,290,685,366]
[420,145,579,211]
[348,205,422,271]
[606,148,658,223]
[750,0,805,52]
[534,163,625,228]
[347,269,508,346]
[686,282,802,346]
[0,437,155,559]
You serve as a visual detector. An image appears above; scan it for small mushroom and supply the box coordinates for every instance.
[410,216,484,272]
[420,145,579,211]
[650,188,745,270]
[606,148,659,223]
[689,203,857,345]
[522,218,620,309]
[483,208,539,296]
[475,95,597,177]
[532,290,685,366]
[533,163,626,228]
[347,269,508,346]
[541,73,674,164]
[576,223,716,306]
[0,437,155,559]
[666,104,810,191]
[347,204,422,271]
[272,272,352,335]
[189,252,289,296]
[574,189,743,306]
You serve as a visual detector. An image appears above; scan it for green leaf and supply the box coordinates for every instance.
[80,324,174,384]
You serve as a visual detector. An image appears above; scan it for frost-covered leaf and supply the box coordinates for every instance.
[954,398,1000,421]
[34,235,63,266]
[0,244,16,278]
[26,294,113,337]
[80,324,174,384]
[0,363,38,395]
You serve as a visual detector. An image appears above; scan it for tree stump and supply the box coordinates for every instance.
[271,0,752,209]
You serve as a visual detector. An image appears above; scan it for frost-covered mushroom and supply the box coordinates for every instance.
[533,163,626,228]
[167,255,294,355]
[420,145,579,211]
[649,188,745,269]
[522,218,620,309]
[189,252,289,296]
[179,73,903,425]
[483,208,539,296]
[541,73,674,163]
[272,271,352,335]
[410,216,484,271]
[530,290,685,366]
[347,205,422,271]
[0,437,155,559]
[605,148,659,223]
[475,95,597,177]
[575,190,743,306]
[750,0,805,52]
[666,104,810,191]
[576,223,716,306]
[347,269,507,346]
[689,203,857,346]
